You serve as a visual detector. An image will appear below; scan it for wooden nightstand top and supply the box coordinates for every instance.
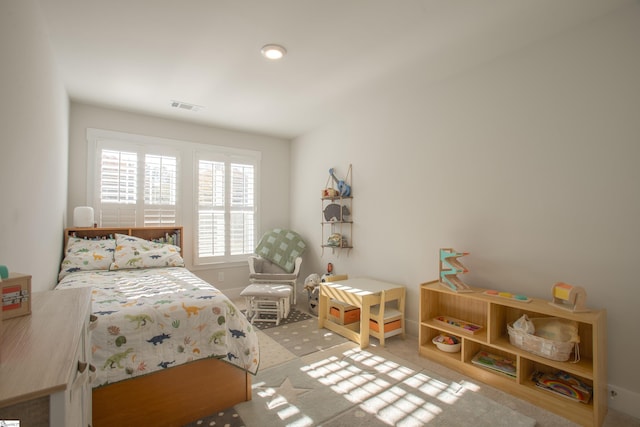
[0,288,92,407]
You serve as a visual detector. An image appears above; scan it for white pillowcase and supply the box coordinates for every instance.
[59,237,116,280]
[110,234,185,270]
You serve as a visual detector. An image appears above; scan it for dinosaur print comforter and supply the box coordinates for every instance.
[56,267,259,387]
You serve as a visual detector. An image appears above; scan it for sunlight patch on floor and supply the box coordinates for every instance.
[248,344,484,426]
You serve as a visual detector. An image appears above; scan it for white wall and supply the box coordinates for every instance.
[68,102,291,290]
[291,2,640,415]
[0,0,69,292]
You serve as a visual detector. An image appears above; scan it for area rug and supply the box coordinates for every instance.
[235,342,537,427]
[182,407,245,427]
[256,329,297,370]
[243,308,313,330]
[261,318,351,357]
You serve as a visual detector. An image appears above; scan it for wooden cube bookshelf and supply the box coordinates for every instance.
[419,280,607,427]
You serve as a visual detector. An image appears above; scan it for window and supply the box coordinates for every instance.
[94,144,178,227]
[87,128,260,266]
[144,154,178,225]
[195,153,256,264]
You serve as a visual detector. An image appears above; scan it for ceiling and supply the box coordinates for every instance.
[37,0,632,139]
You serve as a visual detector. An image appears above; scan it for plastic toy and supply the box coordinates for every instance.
[439,248,472,292]
[550,282,589,312]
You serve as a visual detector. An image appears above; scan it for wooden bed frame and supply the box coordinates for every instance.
[63,226,252,427]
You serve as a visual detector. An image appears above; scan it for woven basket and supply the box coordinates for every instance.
[507,319,579,362]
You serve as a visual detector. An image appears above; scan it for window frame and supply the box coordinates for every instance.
[86,128,261,267]
[193,149,259,266]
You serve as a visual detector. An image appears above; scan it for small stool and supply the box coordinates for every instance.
[240,284,292,325]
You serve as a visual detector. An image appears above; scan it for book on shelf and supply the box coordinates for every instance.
[531,371,592,404]
[471,350,516,378]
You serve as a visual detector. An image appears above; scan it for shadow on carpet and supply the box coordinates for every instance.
[243,308,313,330]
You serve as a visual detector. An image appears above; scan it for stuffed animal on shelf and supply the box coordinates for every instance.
[323,203,350,222]
[327,233,345,247]
[329,168,351,197]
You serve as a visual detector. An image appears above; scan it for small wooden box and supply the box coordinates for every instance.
[329,299,360,325]
[369,318,402,333]
[2,273,32,320]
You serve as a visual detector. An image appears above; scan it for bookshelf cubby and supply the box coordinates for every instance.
[419,280,607,427]
[64,226,183,255]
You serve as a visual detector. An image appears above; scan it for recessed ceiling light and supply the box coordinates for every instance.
[261,44,287,60]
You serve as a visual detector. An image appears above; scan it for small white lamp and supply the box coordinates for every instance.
[73,206,95,227]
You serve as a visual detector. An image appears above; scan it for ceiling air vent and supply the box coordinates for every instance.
[170,100,203,112]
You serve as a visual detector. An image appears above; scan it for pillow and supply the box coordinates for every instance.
[59,237,116,280]
[110,234,185,270]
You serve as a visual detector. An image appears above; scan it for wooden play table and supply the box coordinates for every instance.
[318,277,405,349]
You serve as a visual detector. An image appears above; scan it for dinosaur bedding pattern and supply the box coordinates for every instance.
[56,267,260,386]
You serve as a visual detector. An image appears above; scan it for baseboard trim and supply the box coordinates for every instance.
[608,384,640,419]
[223,286,245,300]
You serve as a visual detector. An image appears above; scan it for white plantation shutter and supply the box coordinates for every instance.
[195,155,256,264]
[95,144,178,227]
[144,154,177,226]
[197,160,225,257]
[88,128,260,266]
[229,163,254,255]
[99,150,137,226]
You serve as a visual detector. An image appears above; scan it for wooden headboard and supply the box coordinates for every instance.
[64,226,184,256]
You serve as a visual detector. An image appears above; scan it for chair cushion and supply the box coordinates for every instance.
[241,284,292,298]
[251,256,291,275]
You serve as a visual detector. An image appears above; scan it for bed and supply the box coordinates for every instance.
[56,226,259,427]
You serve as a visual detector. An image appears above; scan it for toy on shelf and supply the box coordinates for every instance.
[323,203,350,222]
[328,166,351,197]
[532,370,593,404]
[483,290,532,303]
[327,233,347,247]
[550,282,589,312]
[322,188,340,198]
[439,248,472,292]
[471,350,516,378]
[432,334,461,353]
[433,315,482,334]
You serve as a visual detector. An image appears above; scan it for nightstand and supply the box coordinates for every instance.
[0,288,94,426]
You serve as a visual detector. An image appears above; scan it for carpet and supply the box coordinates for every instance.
[244,308,313,330]
[235,342,537,427]
[261,317,351,357]
[182,407,244,427]
[183,312,538,427]
[256,329,298,370]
